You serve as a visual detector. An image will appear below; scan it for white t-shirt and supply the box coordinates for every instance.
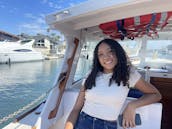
[82,68,141,121]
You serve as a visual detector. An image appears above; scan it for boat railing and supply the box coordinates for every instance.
[0,82,59,125]
[0,93,46,125]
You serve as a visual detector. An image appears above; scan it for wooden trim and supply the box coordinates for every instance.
[48,38,79,119]
[150,77,172,129]
[14,101,45,122]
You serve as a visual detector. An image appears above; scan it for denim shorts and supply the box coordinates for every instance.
[74,112,117,129]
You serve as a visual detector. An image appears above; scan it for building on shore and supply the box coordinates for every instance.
[1,32,66,58]
[0,30,20,41]
[18,33,66,57]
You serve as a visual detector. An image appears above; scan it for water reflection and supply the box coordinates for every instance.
[0,59,63,127]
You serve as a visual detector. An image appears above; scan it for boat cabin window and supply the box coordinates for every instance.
[73,37,172,82]
[73,38,142,82]
[20,39,32,44]
[74,40,98,81]
[145,40,172,69]
[13,49,32,52]
[119,40,142,66]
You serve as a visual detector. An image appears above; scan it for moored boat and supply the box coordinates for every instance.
[0,39,44,64]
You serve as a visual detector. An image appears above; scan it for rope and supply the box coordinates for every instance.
[0,67,67,125]
[0,84,57,125]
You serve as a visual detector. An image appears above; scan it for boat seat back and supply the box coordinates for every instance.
[49,90,79,129]
[118,97,162,129]
[50,90,162,129]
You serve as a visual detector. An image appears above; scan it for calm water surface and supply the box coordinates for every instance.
[0,59,63,128]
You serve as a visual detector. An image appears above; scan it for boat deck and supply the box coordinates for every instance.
[3,103,45,129]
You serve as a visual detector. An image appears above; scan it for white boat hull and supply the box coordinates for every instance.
[0,39,44,64]
[0,52,44,64]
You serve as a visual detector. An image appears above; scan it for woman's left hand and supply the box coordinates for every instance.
[122,103,136,129]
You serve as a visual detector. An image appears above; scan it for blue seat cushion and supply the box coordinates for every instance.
[128,89,143,98]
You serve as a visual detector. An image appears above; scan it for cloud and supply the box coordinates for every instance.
[41,0,48,4]
[18,23,48,35]
[54,5,62,9]
[69,3,75,7]
[18,12,62,35]
[41,0,88,10]
[37,17,45,24]
[8,8,18,14]
[18,0,88,35]
[24,13,45,24]
[24,13,36,19]
[0,1,6,8]
[0,4,5,9]
[48,2,53,8]
[18,13,47,35]
[41,0,62,10]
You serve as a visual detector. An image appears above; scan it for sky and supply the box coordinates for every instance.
[0,0,88,36]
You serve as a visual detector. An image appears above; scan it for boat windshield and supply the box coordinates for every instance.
[145,40,172,67]
[74,33,172,82]
[20,39,33,44]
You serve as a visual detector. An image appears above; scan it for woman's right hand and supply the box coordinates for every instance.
[122,102,136,129]
[64,121,74,129]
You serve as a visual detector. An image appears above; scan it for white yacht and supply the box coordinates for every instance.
[2,0,172,129]
[0,39,44,64]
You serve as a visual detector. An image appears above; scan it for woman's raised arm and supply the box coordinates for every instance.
[122,78,162,128]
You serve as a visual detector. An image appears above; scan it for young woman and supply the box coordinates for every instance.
[65,38,161,129]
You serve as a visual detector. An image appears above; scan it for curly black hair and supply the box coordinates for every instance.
[85,38,131,89]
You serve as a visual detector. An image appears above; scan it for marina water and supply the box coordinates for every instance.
[0,59,67,128]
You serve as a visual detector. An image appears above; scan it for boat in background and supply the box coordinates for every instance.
[0,39,44,64]
[2,0,172,129]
